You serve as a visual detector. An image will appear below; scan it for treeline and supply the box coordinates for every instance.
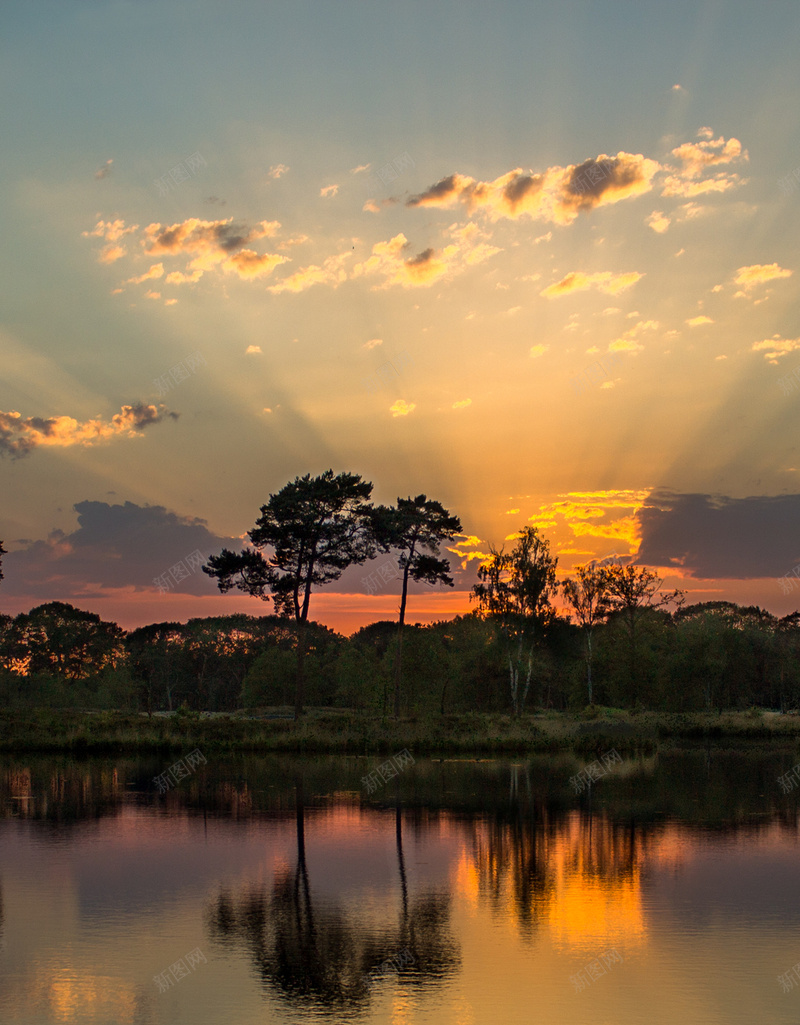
[1,598,799,714]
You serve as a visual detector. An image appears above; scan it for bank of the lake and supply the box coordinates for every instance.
[2,707,800,755]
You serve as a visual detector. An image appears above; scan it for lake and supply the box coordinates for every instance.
[1,747,799,1024]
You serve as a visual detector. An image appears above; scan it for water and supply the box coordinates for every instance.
[1,748,799,1024]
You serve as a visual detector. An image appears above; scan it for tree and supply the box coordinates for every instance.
[14,602,126,681]
[561,564,610,705]
[203,470,376,718]
[370,495,462,717]
[602,565,684,706]
[470,526,558,715]
[0,540,5,584]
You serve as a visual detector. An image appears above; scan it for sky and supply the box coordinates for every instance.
[1,0,800,633]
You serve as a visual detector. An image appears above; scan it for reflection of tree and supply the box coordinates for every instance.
[0,763,123,825]
[466,764,646,941]
[206,782,460,1013]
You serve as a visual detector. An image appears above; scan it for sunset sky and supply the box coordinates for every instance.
[2,0,800,632]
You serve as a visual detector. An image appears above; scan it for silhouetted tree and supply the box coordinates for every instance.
[471,527,558,715]
[370,495,462,717]
[603,565,684,706]
[204,470,376,717]
[561,564,610,705]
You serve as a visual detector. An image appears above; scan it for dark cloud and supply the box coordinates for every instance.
[2,500,236,598]
[636,491,800,578]
[406,247,435,267]
[407,174,463,207]
[502,172,543,209]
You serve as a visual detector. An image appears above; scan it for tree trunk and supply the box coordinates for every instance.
[393,563,410,719]
[295,620,307,719]
[587,630,593,706]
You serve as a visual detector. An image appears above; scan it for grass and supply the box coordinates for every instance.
[1,707,799,755]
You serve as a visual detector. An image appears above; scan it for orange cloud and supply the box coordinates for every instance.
[541,270,643,299]
[127,263,164,285]
[734,263,792,289]
[646,210,671,233]
[390,399,416,417]
[407,152,660,226]
[0,403,177,458]
[671,135,747,178]
[352,225,498,290]
[140,217,285,283]
[268,252,351,294]
[751,335,800,362]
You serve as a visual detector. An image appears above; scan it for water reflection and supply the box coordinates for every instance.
[206,783,460,1014]
[1,750,799,1023]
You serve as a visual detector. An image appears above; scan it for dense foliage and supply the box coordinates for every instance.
[1,598,799,714]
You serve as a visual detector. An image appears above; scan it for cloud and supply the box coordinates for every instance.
[268,252,351,294]
[734,263,792,289]
[751,335,800,362]
[636,491,800,578]
[320,184,339,198]
[83,219,139,263]
[661,176,742,198]
[531,489,650,553]
[99,245,126,263]
[363,338,383,350]
[541,270,643,299]
[268,164,289,178]
[661,134,748,198]
[94,159,113,179]
[671,136,747,178]
[646,210,671,233]
[452,399,472,409]
[390,399,415,417]
[0,403,177,458]
[686,315,714,327]
[83,219,139,243]
[140,217,287,283]
[277,235,309,249]
[529,344,548,358]
[2,500,236,598]
[406,152,661,226]
[608,319,659,354]
[350,164,371,174]
[245,345,262,354]
[697,127,714,140]
[351,225,499,290]
[127,263,164,285]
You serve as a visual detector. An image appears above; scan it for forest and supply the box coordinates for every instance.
[1,471,798,717]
